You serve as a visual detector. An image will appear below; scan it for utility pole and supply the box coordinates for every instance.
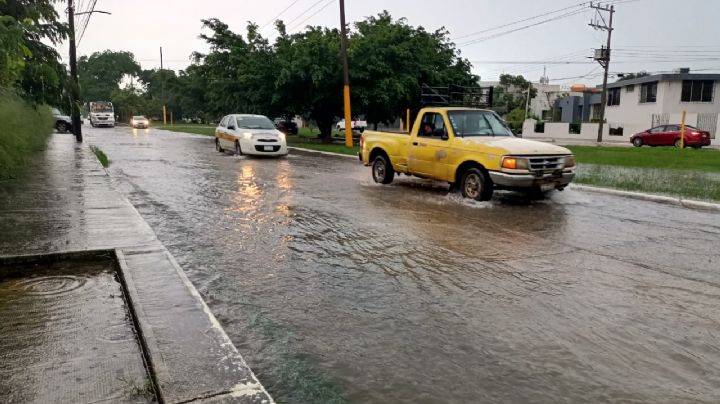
[161,46,167,126]
[67,0,82,142]
[339,0,353,147]
[589,2,615,143]
[524,85,531,121]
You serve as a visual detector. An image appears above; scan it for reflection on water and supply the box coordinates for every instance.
[89,128,720,404]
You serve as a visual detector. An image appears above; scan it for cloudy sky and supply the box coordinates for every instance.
[57,0,720,86]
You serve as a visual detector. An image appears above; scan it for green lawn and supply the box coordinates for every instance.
[567,146,720,201]
[567,146,719,172]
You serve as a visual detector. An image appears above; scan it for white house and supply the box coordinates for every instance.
[522,70,720,142]
[604,71,720,137]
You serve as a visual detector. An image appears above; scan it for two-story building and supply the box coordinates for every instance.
[603,70,720,138]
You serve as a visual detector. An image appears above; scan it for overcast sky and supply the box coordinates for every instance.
[57,0,720,86]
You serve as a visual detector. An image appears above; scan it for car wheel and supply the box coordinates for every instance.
[90,122,96,128]
[632,137,643,147]
[674,139,683,148]
[235,141,243,156]
[56,122,68,133]
[215,138,224,153]
[372,154,394,184]
[461,167,493,201]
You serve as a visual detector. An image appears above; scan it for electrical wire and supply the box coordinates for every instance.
[261,0,304,30]
[76,0,98,47]
[287,0,336,33]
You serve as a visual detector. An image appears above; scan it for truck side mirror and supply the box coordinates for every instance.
[441,133,449,140]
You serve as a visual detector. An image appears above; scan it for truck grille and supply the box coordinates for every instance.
[529,156,563,172]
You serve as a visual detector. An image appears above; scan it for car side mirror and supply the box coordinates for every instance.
[227,125,236,130]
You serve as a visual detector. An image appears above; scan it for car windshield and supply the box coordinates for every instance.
[235,115,275,130]
[133,116,146,120]
[447,110,513,137]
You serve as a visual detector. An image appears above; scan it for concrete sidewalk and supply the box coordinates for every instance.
[0,134,273,404]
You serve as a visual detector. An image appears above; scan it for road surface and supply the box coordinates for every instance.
[85,126,720,404]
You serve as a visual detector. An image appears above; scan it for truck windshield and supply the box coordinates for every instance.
[90,102,113,113]
[447,111,513,137]
[235,115,276,130]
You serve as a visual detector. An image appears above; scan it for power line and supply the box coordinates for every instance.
[76,0,98,46]
[452,1,589,42]
[284,0,326,27]
[261,0,304,30]
[287,0,336,32]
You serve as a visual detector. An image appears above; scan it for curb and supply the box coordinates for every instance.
[571,184,720,211]
[288,146,358,159]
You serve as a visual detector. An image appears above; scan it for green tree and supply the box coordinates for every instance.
[0,0,68,104]
[78,50,141,102]
[350,12,477,129]
[493,74,537,116]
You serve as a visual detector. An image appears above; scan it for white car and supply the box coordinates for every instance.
[215,114,288,157]
[131,115,149,128]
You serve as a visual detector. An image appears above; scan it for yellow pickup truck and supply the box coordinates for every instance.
[359,107,576,201]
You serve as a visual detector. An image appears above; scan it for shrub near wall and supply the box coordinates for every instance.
[0,91,54,179]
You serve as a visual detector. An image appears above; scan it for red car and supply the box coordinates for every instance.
[630,125,712,148]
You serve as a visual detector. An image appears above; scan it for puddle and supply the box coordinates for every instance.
[0,254,156,403]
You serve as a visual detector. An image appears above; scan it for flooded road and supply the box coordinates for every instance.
[87,126,720,403]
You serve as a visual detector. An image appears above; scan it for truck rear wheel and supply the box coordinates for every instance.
[372,154,394,184]
[461,168,493,201]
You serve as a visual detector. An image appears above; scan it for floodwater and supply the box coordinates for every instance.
[88,126,720,403]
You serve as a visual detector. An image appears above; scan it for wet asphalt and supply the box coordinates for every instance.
[86,126,720,404]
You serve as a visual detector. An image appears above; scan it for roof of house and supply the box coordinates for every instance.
[607,73,720,88]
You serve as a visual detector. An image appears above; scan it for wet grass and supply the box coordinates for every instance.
[0,91,54,180]
[90,145,110,168]
[575,164,720,201]
[567,146,720,172]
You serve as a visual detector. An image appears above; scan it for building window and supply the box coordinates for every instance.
[607,88,621,106]
[626,85,634,92]
[681,80,714,102]
[640,82,657,103]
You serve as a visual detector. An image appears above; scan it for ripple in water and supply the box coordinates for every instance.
[10,275,88,296]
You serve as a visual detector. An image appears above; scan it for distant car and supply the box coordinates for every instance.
[275,120,298,135]
[131,116,149,129]
[51,108,72,133]
[215,114,288,157]
[631,125,711,148]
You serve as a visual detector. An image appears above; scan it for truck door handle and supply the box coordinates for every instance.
[412,142,418,146]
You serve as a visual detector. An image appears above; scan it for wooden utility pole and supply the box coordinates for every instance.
[590,2,615,143]
[68,0,83,142]
[339,0,353,147]
[161,46,167,126]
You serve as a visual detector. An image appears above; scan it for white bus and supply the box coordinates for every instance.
[89,101,115,127]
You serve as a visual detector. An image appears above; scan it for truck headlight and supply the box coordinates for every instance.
[501,156,529,170]
[564,155,576,168]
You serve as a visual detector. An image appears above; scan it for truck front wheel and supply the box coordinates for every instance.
[372,154,394,184]
[461,168,493,201]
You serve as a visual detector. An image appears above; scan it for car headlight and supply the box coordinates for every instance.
[564,155,576,168]
[501,156,529,170]
[278,132,286,142]
[242,132,253,140]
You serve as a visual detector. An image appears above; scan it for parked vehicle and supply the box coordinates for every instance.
[89,101,115,127]
[630,125,711,148]
[275,119,298,135]
[215,114,288,157]
[51,108,72,133]
[131,115,149,129]
[336,119,367,133]
[360,107,576,201]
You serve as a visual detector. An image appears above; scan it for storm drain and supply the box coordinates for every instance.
[0,252,157,403]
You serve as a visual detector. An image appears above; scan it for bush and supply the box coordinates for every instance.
[0,90,54,179]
